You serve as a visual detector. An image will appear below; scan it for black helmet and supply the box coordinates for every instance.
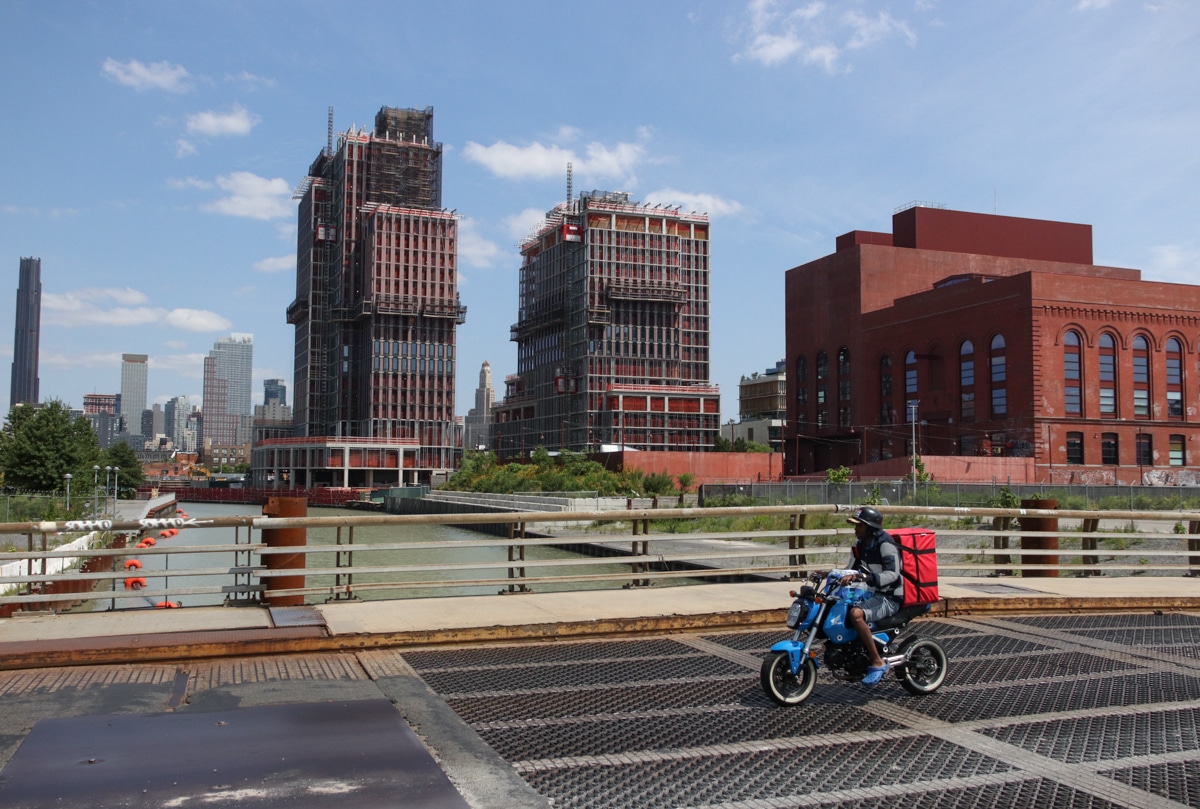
[847,505,884,531]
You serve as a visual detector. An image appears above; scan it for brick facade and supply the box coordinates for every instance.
[785,206,1200,484]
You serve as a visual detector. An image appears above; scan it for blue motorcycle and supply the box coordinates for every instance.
[760,569,948,706]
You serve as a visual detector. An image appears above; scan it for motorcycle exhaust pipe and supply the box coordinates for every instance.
[883,653,907,669]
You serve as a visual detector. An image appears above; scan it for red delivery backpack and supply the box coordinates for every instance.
[888,528,940,607]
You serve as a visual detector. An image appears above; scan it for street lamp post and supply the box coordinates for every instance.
[104,466,112,516]
[64,473,72,511]
[93,465,100,516]
[113,467,120,507]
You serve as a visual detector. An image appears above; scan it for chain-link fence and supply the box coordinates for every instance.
[700,480,1200,511]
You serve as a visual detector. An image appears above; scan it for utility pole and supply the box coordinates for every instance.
[909,400,920,491]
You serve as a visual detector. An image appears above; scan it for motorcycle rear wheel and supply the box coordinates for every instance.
[761,652,817,706]
[896,637,948,695]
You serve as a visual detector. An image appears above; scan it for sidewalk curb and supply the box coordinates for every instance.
[3,596,1200,671]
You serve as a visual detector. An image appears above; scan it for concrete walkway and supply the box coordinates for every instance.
[3,574,1200,670]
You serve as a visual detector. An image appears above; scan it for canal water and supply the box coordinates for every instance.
[103,501,657,609]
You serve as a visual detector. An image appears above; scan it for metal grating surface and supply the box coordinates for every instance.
[477,702,901,761]
[1071,627,1200,647]
[421,655,748,695]
[930,634,1053,659]
[1151,644,1200,660]
[1101,760,1200,806]
[521,736,1011,809]
[807,778,1123,809]
[983,707,1200,763]
[403,637,691,670]
[446,677,759,724]
[702,629,799,652]
[909,671,1200,723]
[942,651,1141,687]
[1006,612,1200,630]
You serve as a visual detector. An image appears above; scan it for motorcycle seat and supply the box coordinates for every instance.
[873,602,932,631]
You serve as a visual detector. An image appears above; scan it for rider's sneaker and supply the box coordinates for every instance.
[862,665,887,686]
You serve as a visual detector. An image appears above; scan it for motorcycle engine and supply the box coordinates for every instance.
[824,645,868,680]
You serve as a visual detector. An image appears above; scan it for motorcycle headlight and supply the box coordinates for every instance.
[786,601,805,628]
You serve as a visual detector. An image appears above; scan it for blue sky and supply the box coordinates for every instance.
[2,0,1198,424]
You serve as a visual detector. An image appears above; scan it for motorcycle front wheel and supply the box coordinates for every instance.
[760,652,817,706]
[896,637,948,695]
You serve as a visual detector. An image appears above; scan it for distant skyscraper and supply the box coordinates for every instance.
[10,257,42,407]
[164,395,191,448]
[463,361,495,451]
[119,354,148,428]
[263,378,287,407]
[273,104,465,489]
[492,190,719,454]
[202,334,253,447]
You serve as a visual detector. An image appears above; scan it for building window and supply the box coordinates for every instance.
[1066,431,1084,465]
[990,334,1007,418]
[879,356,894,425]
[795,355,808,409]
[1132,335,1150,418]
[1170,434,1185,466]
[1099,333,1117,417]
[1063,331,1082,415]
[816,352,828,428]
[1167,337,1183,418]
[1136,433,1153,466]
[959,340,975,422]
[837,348,851,428]
[905,350,917,423]
[1101,432,1118,465]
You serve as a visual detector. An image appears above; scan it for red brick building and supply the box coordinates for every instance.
[785,205,1200,484]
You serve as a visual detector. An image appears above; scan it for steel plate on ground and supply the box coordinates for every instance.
[0,698,469,809]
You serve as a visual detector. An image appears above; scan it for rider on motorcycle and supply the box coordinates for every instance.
[840,506,904,685]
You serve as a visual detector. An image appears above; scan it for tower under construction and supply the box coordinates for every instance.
[493,190,720,456]
[263,106,465,489]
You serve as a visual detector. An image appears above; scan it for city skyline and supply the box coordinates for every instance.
[1,2,1198,424]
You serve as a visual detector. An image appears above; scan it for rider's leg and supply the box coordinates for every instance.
[848,606,884,668]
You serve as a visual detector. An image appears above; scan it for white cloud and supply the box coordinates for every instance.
[164,309,233,331]
[254,255,294,273]
[843,10,916,50]
[1077,0,1114,9]
[186,103,259,137]
[102,58,191,92]
[203,171,294,220]
[463,134,647,186]
[168,176,212,190]
[506,208,552,241]
[41,288,231,332]
[643,189,745,218]
[1146,244,1200,284]
[735,0,914,74]
[175,139,197,158]
[227,71,277,90]
[457,218,505,268]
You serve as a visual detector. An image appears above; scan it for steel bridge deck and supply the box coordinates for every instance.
[1,613,1199,808]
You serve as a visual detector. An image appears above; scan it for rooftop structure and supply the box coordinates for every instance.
[9,257,41,407]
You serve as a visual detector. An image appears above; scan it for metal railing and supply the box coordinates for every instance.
[2,503,1199,610]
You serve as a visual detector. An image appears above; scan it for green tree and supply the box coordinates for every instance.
[0,400,102,491]
[713,434,732,452]
[825,466,853,484]
[103,441,145,498]
[676,472,696,494]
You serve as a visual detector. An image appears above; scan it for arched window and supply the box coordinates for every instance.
[1099,333,1117,417]
[879,356,894,424]
[1167,337,1183,418]
[795,355,808,409]
[1133,335,1150,418]
[959,340,975,422]
[816,352,828,428]
[990,334,1007,418]
[1063,331,1082,416]
[904,350,918,423]
[837,348,851,428]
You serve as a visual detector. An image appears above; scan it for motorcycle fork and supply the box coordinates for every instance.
[790,600,829,674]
